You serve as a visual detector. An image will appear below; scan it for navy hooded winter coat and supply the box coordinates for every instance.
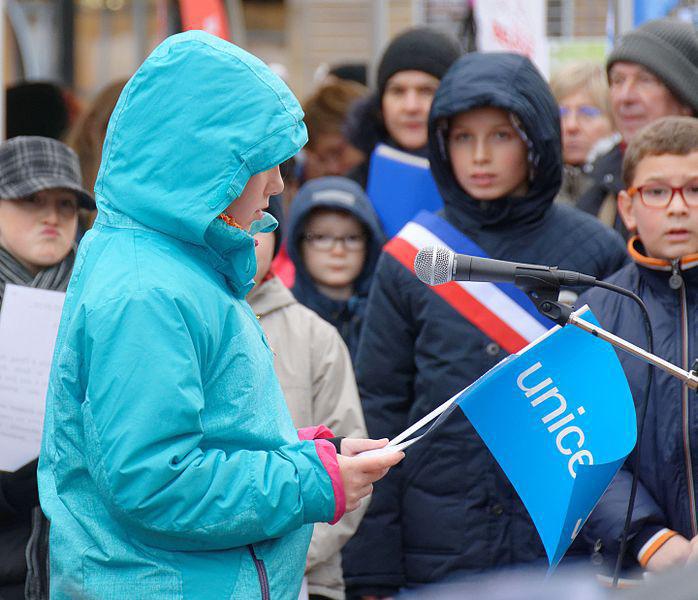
[342,53,629,596]
[286,176,384,360]
[581,238,698,570]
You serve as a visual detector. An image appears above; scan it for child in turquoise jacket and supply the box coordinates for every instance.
[37,31,401,600]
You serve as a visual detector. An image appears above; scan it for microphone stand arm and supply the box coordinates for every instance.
[568,311,698,390]
[517,275,698,391]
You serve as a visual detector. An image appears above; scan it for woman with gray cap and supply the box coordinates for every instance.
[0,135,92,600]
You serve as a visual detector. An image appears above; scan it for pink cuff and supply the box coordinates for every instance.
[297,425,334,441]
[313,439,346,525]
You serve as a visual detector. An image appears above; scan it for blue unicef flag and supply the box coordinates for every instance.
[366,143,443,238]
[633,0,680,26]
[454,306,636,567]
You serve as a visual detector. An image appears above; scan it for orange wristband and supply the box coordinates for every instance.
[638,528,678,568]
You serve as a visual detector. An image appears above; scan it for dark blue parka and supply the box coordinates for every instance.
[342,53,629,596]
[287,176,384,360]
[581,239,698,569]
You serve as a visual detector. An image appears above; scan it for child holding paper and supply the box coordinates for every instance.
[343,52,629,597]
[0,136,93,600]
[582,116,698,574]
[37,32,401,600]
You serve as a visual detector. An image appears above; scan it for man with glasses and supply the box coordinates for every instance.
[286,176,384,361]
[577,18,697,238]
[581,116,698,576]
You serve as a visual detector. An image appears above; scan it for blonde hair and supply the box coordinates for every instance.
[622,116,698,187]
[66,79,127,194]
[549,61,610,117]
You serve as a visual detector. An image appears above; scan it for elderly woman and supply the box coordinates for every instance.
[37,31,401,600]
[550,61,615,205]
[0,136,93,600]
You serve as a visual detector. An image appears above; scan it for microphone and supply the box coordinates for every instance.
[413,247,596,287]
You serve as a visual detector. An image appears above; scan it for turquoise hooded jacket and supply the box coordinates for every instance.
[37,31,344,599]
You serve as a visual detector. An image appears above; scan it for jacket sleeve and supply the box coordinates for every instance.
[595,229,630,280]
[343,254,417,597]
[305,322,368,571]
[584,466,668,566]
[579,285,668,568]
[79,289,338,552]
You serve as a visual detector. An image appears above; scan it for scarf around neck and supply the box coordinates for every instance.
[0,245,75,304]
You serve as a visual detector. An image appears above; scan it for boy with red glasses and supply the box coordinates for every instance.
[582,116,698,575]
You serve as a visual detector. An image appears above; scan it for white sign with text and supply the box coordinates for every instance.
[0,284,65,472]
[475,0,550,78]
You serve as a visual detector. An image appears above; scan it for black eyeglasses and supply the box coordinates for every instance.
[628,183,698,208]
[302,232,367,252]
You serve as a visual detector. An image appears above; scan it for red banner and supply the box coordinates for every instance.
[179,0,231,41]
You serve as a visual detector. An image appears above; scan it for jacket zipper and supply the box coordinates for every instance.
[673,260,697,535]
[247,545,271,600]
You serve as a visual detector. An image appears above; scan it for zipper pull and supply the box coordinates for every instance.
[669,259,683,290]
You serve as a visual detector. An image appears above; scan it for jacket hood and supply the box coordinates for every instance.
[95,31,307,269]
[248,274,296,316]
[428,52,562,230]
[286,176,384,303]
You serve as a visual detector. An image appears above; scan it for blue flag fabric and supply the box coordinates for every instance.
[633,0,680,25]
[452,307,636,567]
[366,144,443,238]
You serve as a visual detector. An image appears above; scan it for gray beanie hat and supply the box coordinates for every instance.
[607,18,698,115]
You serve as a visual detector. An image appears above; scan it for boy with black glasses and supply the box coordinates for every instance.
[287,177,384,360]
[582,116,698,575]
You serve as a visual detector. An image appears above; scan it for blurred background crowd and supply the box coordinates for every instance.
[0,1,697,600]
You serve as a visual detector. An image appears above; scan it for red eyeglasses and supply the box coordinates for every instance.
[627,183,698,208]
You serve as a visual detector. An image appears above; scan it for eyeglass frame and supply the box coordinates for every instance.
[301,232,367,252]
[627,183,698,209]
[558,105,604,121]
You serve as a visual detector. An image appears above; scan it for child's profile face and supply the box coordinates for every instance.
[0,188,78,275]
[225,166,284,230]
[301,209,367,295]
[448,107,529,201]
[618,151,698,260]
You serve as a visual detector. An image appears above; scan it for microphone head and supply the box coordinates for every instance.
[414,246,454,286]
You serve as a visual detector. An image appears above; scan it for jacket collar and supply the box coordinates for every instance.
[628,236,698,271]
[203,212,278,298]
[627,236,698,291]
[247,275,296,316]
